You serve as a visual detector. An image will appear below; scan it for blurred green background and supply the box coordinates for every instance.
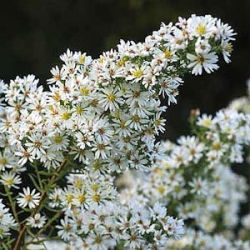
[0,0,250,139]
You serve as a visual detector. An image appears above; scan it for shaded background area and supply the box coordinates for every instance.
[0,0,250,139]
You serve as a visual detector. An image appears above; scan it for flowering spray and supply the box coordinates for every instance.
[0,15,235,249]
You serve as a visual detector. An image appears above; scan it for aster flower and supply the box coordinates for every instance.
[17,187,41,209]
[0,14,239,249]
[0,172,21,189]
[187,52,219,75]
[26,213,47,228]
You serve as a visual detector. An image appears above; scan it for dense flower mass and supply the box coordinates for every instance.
[0,14,239,249]
[119,108,250,249]
[0,14,234,175]
[166,229,250,250]
[49,173,184,249]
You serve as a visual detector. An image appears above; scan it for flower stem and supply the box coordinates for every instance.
[13,160,67,250]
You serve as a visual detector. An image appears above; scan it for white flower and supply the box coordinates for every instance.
[0,172,21,189]
[189,177,209,197]
[221,40,233,63]
[126,65,147,82]
[47,66,67,85]
[197,114,214,128]
[187,52,219,75]
[92,142,111,159]
[15,146,34,166]
[151,202,167,220]
[25,134,50,158]
[26,213,46,228]
[57,218,76,241]
[99,88,123,111]
[17,187,41,209]
[187,14,216,38]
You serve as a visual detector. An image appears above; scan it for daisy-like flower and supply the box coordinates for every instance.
[187,14,216,38]
[75,131,94,150]
[47,66,67,85]
[26,213,47,228]
[123,229,144,249]
[99,88,123,111]
[86,232,115,250]
[189,177,209,197]
[49,188,62,208]
[25,134,50,158]
[187,52,219,75]
[197,114,214,128]
[92,142,111,159]
[49,133,69,151]
[17,187,41,209]
[15,146,34,166]
[0,172,21,189]
[221,40,233,63]
[151,202,167,220]
[0,151,12,171]
[126,65,147,82]
[57,218,76,241]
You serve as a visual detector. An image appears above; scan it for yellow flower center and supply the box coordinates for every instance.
[202,118,212,127]
[225,43,233,53]
[74,178,84,189]
[132,115,140,123]
[132,69,143,78]
[95,235,102,244]
[107,93,116,102]
[0,158,8,165]
[196,24,206,35]
[80,86,90,96]
[53,135,63,144]
[79,55,86,64]
[212,142,222,151]
[66,193,73,203]
[92,193,101,203]
[25,195,33,202]
[164,49,172,59]
[34,141,42,148]
[97,143,106,150]
[76,106,84,114]
[197,55,205,64]
[53,91,61,102]
[91,183,100,192]
[117,56,128,67]
[93,160,102,170]
[157,185,166,194]
[54,74,61,81]
[61,112,71,120]
[77,194,86,204]
[5,178,14,186]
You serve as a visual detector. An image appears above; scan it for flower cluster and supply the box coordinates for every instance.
[0,15,234,175]
[0,14,236,249]
[120,108,250,249]
[49,173,184,249]
[166,229,250,250]
[50,173,183,249]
